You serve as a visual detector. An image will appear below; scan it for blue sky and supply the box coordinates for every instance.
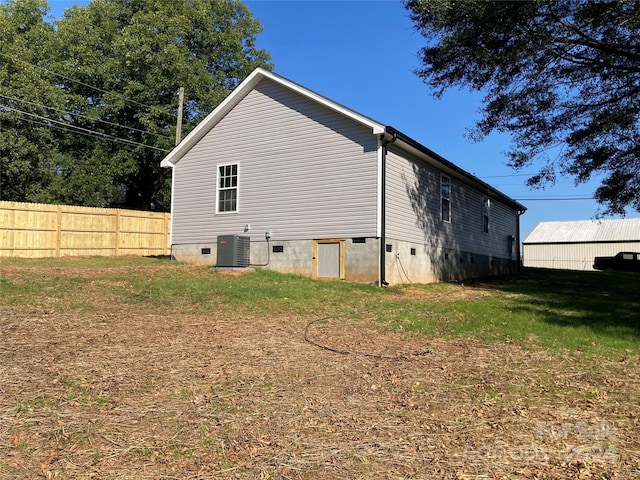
[46,0,633,239]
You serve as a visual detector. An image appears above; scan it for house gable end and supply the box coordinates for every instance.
[161,68,385,168]
[169,74,381,244]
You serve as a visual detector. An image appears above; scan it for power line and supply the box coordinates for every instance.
[481,173,538,178]
[513,197,595,201]
[0,94,171,141]
[18,115,156,154]
[483,172,607,180]
[2,104,170,153]
[490,180,583,187]
[0,52,167,113]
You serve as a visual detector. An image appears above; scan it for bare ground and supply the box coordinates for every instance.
[1,265,639,479]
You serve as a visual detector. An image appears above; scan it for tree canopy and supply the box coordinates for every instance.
[1,0,271,209]
[405,0,640,215]
[0,0,63,203]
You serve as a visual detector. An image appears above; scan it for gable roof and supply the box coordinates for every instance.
[383,125,526,213]
[523,218,640,244]
[160,68,526,212]
[160,68,385,168]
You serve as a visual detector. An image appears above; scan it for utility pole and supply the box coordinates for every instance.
[175,87,184,146]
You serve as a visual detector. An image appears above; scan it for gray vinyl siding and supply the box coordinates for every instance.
[171,78,379,244]
[385,148,518,259]
[385,148,439,244]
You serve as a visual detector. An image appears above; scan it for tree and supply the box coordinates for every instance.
[405,0,640,215]
[1,0,271,209]
[0,0,64,203]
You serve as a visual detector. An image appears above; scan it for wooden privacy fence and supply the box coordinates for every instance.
[0,201,171,258]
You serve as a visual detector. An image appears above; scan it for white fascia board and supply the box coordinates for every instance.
[269,70,386,135]
[376,136,383,238]
[160,69,266,168]
[168,166,175,245]
[160,68,385,168]
[391,132,527,213]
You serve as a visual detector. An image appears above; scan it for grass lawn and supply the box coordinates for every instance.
[1,257,638,479]
[380,267,639,356]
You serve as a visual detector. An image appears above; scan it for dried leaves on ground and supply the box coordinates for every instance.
[1,263,638,479]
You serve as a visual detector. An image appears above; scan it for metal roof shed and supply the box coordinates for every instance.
[522,218,640,270]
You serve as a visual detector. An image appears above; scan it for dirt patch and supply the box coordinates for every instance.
[215,268,254,277]
[1,266,638,479]
[388,285,494,302]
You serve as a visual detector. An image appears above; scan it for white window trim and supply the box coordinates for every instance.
[216,162,239,214]
[441,174,451,223]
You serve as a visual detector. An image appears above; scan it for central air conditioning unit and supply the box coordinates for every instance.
[217,235,250,267]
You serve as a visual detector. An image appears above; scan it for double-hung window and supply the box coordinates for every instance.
[441,175,451,222]
[217,163,238,213]
[482,197,490,233]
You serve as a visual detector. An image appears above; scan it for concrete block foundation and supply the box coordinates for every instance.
[171,237,517,285]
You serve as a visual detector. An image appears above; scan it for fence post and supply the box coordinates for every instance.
[165,213,171,255]
[55,205,62,258]
[115,209,121,256]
